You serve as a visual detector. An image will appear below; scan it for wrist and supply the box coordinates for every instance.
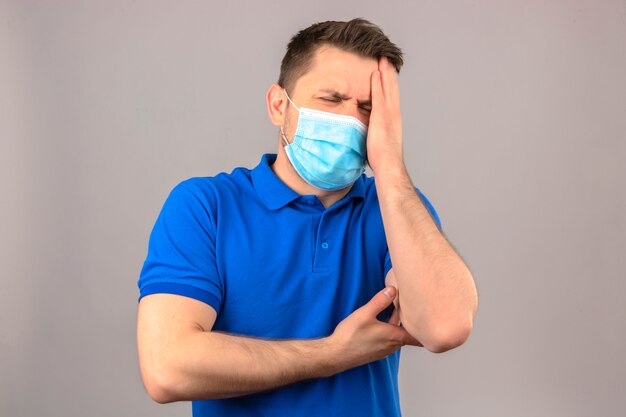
[370,154,409,180]
[373,164,415,198]
[315,335,345,377]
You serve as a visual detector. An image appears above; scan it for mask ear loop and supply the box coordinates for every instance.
[280,127,289,146]
[283,89,300,111]
[281,88,300,146]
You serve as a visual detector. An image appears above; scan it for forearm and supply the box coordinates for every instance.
[147,330,339,403]
[376,165,478,352]
[138,287,412,404]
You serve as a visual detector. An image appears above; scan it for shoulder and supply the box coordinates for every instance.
[171,166,254,207]
[155,167,256,231]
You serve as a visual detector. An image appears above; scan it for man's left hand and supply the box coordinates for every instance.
[367,57,405,177]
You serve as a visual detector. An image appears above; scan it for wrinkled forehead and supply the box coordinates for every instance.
[291,45,378,97]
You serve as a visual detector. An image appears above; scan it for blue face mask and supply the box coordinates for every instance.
[281,90,368,191]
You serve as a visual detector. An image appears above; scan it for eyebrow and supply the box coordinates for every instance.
[317,89,372,107]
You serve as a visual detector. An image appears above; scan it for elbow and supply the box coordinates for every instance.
[425,322,473,353]
[144,381,175,405]
[404,316,474,354]
[140,357,226,403]
[140,363,184,404]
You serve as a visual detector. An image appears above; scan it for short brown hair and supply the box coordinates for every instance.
[277,18,404,92]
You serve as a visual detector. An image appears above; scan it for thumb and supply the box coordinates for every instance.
[360,286,397,317]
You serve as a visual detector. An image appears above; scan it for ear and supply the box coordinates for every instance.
[266,83,287,127]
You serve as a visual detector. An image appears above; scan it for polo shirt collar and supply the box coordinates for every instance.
[251,154,300,210]
[345,171,365,201]
[251,153,366,210]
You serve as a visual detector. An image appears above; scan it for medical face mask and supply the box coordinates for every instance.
[281,90,368,191]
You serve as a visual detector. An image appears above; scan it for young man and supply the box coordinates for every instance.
[137,18,478,416]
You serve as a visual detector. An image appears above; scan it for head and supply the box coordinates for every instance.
[268,18,404,129]
[277,18,403,94]
[266,18,403,197]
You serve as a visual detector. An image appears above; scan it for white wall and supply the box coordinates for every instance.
[1,1,624,415]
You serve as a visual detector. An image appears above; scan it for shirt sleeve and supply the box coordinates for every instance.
[383,187,442,277]
[137,181,223,313]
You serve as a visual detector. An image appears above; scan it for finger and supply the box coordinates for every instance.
[371,69,384,112]
[378,56,389,72]
[360,286,397,317]
[378,56,399,104]
[404,335,424,347]
[398,328,423,347]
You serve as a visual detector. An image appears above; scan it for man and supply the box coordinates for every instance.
[137,18,478,416]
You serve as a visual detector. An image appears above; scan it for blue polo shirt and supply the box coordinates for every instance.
[138,153,441,417]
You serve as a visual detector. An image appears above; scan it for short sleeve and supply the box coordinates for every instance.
[138,181,222,313]
[384,187,442,277]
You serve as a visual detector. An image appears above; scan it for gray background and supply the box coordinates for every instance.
[1,0,624,416]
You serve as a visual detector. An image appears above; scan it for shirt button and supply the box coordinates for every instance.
[321,242,329,249]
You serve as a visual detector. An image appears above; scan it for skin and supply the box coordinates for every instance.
[137,45,478,404]
[270,46,377,208]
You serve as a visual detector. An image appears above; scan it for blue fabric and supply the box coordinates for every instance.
[138,153,441,417]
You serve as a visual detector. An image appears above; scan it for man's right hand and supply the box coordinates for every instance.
[327,286,423,373]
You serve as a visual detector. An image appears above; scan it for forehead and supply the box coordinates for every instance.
[292,45,378,97]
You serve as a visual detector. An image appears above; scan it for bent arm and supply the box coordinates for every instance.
[367,57,478,354]
[380,172,478,353]
[137,288,415,403]
[137,294,335,403]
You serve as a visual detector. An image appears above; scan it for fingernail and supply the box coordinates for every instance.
[383,287,394,297]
